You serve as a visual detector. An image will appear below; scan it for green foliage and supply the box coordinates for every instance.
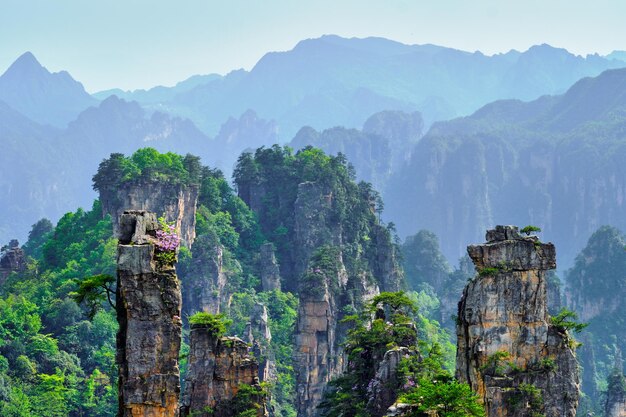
[230,383,268,417]
[70,274,115,319]
[301,246,342,297]
[93,148,201,191]
[520,225,542,236]
[320,292,419,417]
[507,383,544,416]
[402,230,451,292]
[400,377,485,417]
[478,267,500,277]
[22,219,53,259]
[0,201,118,417]
[550,308,588,334]
[189,312,231,338]
[233,145,388,293]
[479,351,520,377]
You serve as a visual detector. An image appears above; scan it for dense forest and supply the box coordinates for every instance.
[0,147,464,416]
[2,37,626,417]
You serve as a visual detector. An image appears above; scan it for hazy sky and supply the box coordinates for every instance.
[2,0,625,92]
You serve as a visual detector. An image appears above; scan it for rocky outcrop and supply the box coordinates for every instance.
[181,235,228,315]
[294,248,346,417]
[456,225,579,417]
[181,327,267,417]
[293,182,342,284]
[371,224,403,293]
[116,210,183,417]
[366,346,417,417]
[606,352,626,417]
[100,180,199,247]
[292,181,402,417]
[259,243,281,291]
[244,303,276,383]
[0,239,26,284]
[293,183,347,417]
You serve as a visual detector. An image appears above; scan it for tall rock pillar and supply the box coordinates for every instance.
[181,327,266,417]
[456,225,579,417]
[116,210,182,417]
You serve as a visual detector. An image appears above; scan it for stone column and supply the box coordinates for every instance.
[456,225,579,417]
[116,210,182,417]
[181,328,264,417]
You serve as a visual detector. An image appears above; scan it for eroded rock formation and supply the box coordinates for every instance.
[292,181,402,417]
[116,210,182,417]
[260,242,281,291]
[100,180,199,247]
[180,235,228,315]
[181,326,267,417]
[366,346,417,417]
[606,353,626,417]
[244,303,276,383]
[456,225,579,417]
[0,239,26,284]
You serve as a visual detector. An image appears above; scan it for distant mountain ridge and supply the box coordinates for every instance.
[2,40,626,255]
[90,35,626,138]
[0,52,97,127]
[385,66,626,267]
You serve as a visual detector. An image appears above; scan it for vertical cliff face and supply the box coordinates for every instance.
[0,239,26,284]
[456,225,579,417]
[116,210,183,417]
[100,180,199,247]
[181,328,266,417]
[244,303,276,383]
[180,235,228,315]
[234,147,403,417]
[259,243,281,291]
[294,245,346,417]
[606,361,626,417]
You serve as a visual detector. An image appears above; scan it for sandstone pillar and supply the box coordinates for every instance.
[456,225,579,417]
[181,326,265,417]
[117,210,182,417]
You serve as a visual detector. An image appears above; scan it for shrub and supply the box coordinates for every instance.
[550,308,588,334]
[520,225,542,236]
[189,312,232,338]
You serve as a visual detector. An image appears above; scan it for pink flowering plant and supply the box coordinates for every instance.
[154,217,180,268]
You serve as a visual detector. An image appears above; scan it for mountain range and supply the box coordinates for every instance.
[2,35,626,268]
[92,35,626,138]
[384,67,626,266]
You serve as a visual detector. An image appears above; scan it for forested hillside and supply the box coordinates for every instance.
[385,67,626,266]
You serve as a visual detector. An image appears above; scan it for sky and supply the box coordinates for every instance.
[1,0,626,92]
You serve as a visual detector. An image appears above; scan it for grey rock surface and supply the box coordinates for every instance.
[116,210,182,417]
[456,225,579,417]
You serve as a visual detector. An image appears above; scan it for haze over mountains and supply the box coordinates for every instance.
[95,35,626,137]
[2,35,626,268]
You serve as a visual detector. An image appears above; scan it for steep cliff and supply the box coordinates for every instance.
[386,68,626,267]
[564,226,626,410]
[100,180,198,247]
[233,146,403,417]
[181,324,267,417]
[606,355,626,417]
[259,243,281,291]
[93,150,202,248]
[0,239,26,284]
[180,235,228,315]
[116,210,183,417]
[245,302,276,383]
[456,225,579,417]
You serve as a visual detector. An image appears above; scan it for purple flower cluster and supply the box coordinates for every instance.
[155,224,180,252]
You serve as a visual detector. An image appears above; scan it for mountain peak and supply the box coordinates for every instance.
[2,51,47,78]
